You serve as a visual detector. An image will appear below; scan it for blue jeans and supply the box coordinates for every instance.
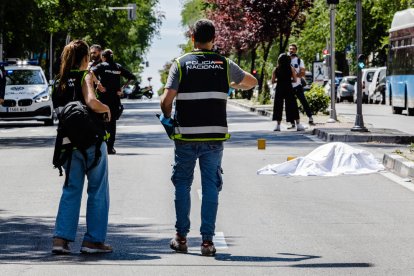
[172,141,224,241]
[54,142,110,243]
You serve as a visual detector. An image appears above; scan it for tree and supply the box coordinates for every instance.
[244,0,312,92]
[0,0,163,77]
[296,0,414,74]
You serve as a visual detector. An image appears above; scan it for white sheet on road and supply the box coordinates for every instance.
[257,142,385,176]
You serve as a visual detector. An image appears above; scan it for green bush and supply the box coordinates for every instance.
[298,83,330,115]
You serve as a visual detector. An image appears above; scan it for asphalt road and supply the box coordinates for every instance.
[1,100,414,275]
[335,102,414,135]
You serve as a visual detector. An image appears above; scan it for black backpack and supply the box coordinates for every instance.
[58,101,104,150]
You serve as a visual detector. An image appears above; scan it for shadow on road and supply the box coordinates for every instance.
[215,252,320,262]
[0,213,374,268]
[0,213,168,262]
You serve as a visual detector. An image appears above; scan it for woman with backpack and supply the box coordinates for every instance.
[271,53,304,131]
[52,40,113,254]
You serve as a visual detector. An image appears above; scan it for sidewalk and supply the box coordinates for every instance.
[228,99,414,180]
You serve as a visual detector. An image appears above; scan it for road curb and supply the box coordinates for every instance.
[383,153,414,179]
[312,128,414,144]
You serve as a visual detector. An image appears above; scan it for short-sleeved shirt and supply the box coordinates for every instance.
[290,56,305,88]
[165,59,245,90]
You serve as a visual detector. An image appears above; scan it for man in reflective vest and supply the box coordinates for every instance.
[160,19,257,256]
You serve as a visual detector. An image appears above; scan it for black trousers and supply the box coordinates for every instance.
[272,88,299,122]
[106,118,117,150]
[293,85,312,118]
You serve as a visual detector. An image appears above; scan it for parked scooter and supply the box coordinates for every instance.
[127,81,154,99]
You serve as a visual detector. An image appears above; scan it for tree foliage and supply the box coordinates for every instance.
[296,0,414,74]
[0,0,163,77]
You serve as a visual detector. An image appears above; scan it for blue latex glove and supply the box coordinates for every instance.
[157,113,174,138]
[159,113,173,127]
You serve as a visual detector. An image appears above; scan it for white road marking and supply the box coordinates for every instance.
[381,171,414,192]
[197,189,202,200]
[213,232,228,249]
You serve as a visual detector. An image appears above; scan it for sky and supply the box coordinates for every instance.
[140,0,187,93]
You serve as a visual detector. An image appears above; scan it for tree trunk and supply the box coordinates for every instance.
[237,50,242,65]
[258,40,273,93]
[250,48,256,74]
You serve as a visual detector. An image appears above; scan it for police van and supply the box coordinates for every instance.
[0,63,54,125]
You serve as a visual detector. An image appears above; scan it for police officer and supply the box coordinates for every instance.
[0,64,6,105]
[160,19,257,256]
[92,49,136,154]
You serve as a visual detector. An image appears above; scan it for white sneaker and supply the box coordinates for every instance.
[273,125,281,131]
[296,123,305,131]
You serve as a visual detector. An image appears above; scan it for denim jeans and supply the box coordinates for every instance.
[54,142,110,243]
[172,141,224,241]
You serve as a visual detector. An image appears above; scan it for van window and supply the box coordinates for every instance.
[366,72,374,82]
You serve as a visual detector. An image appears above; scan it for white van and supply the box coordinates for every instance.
[353,68,377,103]
[368,67,386,103]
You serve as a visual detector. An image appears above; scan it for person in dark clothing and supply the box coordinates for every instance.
[271,53,304,131]
[0,64,6,105]
[92,49,136,154]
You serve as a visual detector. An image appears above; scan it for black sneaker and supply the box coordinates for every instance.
[170,234,188,253]
[108,148,116,155]
[287,124,296,129]
[201,240,216,256]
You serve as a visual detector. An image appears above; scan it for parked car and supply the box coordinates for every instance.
[337,76,357,102]
[324,71,343,97]
[0,64,54,125]
[353,68,377,103]
[303,71,313,92]
[368,67,386,103]
[371,76,386,104]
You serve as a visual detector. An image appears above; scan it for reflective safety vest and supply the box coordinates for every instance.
[173,51,230,141]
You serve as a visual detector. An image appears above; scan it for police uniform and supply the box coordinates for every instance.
[92,62,136,152]
[173,51,230,141]
[165,50,245,242]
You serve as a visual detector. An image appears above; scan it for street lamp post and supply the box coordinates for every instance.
[351,0,368,132]
[327,3,337,122]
